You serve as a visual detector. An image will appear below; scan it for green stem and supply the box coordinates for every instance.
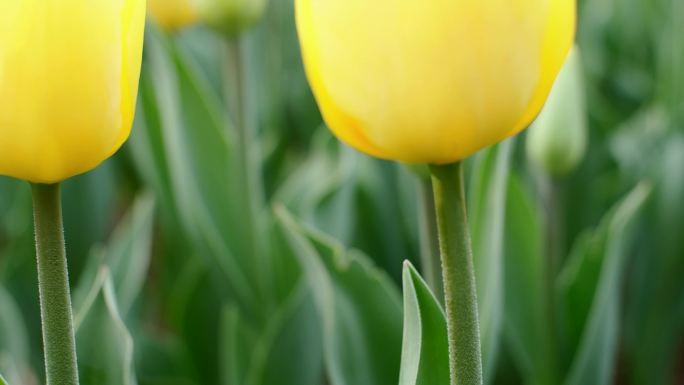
[31,183,79,385]
[417,178,444,303]
[430,162,483,385]
[541,176,563,384]
[223,36,272,311]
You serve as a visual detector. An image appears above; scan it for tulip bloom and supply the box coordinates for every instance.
[296,0,576,164]
[148,0,198,31]
[0,0,146,184]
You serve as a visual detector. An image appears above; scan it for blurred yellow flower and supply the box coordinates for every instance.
[148,0,197,31]
[0,0,146,183]
[296,0,576,164]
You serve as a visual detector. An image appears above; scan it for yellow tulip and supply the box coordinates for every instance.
[0,0,146,184]
[148,0,198,31]
[296,0,576,164]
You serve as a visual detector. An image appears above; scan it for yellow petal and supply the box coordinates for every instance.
[0,0,146,183]
[296,0,576,164]
[148,0,198,31]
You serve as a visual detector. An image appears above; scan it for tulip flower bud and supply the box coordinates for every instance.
[148,0,198,31]
[527,47,587,176]
[0,0,146,183]
[296,0,576,164]
[194,0,268,36]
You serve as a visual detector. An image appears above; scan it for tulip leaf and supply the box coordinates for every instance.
[622,135,684,385]
[220,280,323,385]
[72,193,156,318]
[0,286,29,385]
[74,267,137,385]
[468,139,514,381]
[560,182,651,385]
[275,134,417,281]
[220,303,258,385]
[276,206,402,385]
[71,193,157,385]
[502,173,557,384]
[254,282,323,385]
[0,373,7,385]
[398,261,450,385]
[134,25,259,309]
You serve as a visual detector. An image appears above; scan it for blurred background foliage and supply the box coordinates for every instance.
[0,0,682,384]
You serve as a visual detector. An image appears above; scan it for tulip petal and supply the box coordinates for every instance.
[296,0,576,164]
[0,0,145,183]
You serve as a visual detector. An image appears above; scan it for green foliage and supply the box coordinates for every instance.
[0,0,680,384]
[74,268,138,385]
[562,183,651,385]
[0,286,28,385]
[398,262,450,385]
[469,140,514,382]
[277,206,403,385]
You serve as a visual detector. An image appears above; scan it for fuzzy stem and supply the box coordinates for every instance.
[430,162,483,385]
[31,183,79,385]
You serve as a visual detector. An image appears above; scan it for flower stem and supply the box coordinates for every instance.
[31,183,79,385]
[541,176,563,384]
[430,162,483,385]
[223,36,272,312]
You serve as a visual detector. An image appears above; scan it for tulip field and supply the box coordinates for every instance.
[0,0,682,385]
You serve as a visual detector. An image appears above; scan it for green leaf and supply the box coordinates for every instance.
[560,182,652,385]
[135,25,259,309]
[502,173,556,384]
[275,135,418,281]
[398,261,450,385]
[220,303,258,385]
[254,282,323,385]
[0,373,7,385]
[275,206,402,385]
[468,140,514,381]
[623,135,684,385]
[72,193,156,318]
[74,267,137,385]
[220,281,323,385]
[0,286,29,385]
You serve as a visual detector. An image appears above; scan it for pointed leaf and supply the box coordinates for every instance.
[0,286,28,385]
[502,173,556,384]
[468,140,514,380]
[136,25,257,308]
[74,268,137,385]
[276,206,402,385]
[562,182,652,385]
[72,193,155,317]
[398,261,450,385]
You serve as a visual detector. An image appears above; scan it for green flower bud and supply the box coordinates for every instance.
[194,0,268,36]
[527,46,588,177]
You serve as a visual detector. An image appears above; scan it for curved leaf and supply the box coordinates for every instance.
[398,261,450,385]
[75,268,137,385]
[133,25,259,309]
[561,182,652,385]
[469,140,514,381]
[502,173,557,384]
[276,206,402,385]
[0,286,29,385]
